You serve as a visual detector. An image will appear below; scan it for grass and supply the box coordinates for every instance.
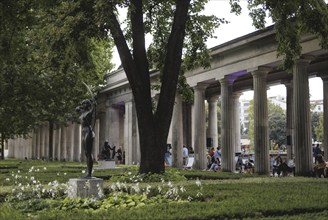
[0,159,327,219]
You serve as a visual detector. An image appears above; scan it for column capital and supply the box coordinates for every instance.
[219,75,237,86]
[232,92,242,100]
[250,66,272,77]
[207,95,220,103]
[194,83,209,91]
[317,73,328,82]
[281,78,293,87]
[294,55,315,67]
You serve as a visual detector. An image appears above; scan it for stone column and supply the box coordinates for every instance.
[66,123,73,162]
[220,76,236,172]
[171,93,184,168]
[44,123,49,160]
[207,95,219,150]
[252,67,270,175]
[284,80,294,160]
[93,119,100,161]
[233,92,242,153]
[193,83,208,170]
[124,100,138,165]
[53,124,60,161]
[108,105,120,147]
[40,126,45,159]
[36,128,41,159]
[7,138,14,158]
[293,58,312,176]
[60,125,67,161]
[320,74,328,161]
[73,122,81,162]
[31,130,37,159]
[98,112,107,153]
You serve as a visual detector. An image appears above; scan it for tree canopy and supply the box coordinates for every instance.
[0,0,114,158]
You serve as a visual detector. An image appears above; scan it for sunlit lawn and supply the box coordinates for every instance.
[0,159,327,220]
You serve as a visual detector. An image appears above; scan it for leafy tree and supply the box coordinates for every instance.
[311,112,322,142]
[315,113,324,142]
[0,0,114,159]
[247,100,255,149]
[95,0,222,174]
[247,0,328,70]
[268,105,286,147]
[247,99,286,148]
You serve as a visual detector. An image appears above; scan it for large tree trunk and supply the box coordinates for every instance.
[107,0,190,174]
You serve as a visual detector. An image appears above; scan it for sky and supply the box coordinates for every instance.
[111,0,324,100]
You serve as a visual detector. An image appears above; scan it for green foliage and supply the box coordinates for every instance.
[268,101,286,146]
[0,160,328,219]
[311,111,322,142]
[110,169,187,183]
[247,0,328,70]
[247,99,286,147]
[315,113,324,142]
[0,0,115,143]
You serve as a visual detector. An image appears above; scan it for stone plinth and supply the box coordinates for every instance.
[98,160,116,169]
[68,178,103,198]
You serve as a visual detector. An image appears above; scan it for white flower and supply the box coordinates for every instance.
[82,170,86,174]
[5,178,10,181]
[43,167,47,170]
[195,178,202,187]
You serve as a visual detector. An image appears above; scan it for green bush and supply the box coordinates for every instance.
[1,160,327,219]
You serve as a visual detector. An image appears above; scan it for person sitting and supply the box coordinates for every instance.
[236,155,244,173]
[314,154,326,178]
[209,157,221,172]
[244,155,254,174]
[207,155,215,169]
[313,144,322,164]
[272,155,283,176]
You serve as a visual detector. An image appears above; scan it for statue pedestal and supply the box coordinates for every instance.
[68,178,104,198]
[98,160,116,169]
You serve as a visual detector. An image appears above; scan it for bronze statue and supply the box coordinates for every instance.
[76,82,97,178]
[101,140,111,160]
[77,99,96,178]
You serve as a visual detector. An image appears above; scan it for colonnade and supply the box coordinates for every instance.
[7,122,96,162]
[5,25,327,177]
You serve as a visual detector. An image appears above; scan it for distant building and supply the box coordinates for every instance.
[240,95,323,130]
[310,100,323,112]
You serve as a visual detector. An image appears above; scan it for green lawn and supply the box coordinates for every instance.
[1,159,327,220]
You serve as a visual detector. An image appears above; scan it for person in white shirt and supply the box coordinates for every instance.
[182,145,189,166]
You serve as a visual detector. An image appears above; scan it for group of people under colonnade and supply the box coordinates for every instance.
[5,25,328,176]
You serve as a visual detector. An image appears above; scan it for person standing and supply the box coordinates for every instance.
[314,144,322,164]
[182,145,189,166]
